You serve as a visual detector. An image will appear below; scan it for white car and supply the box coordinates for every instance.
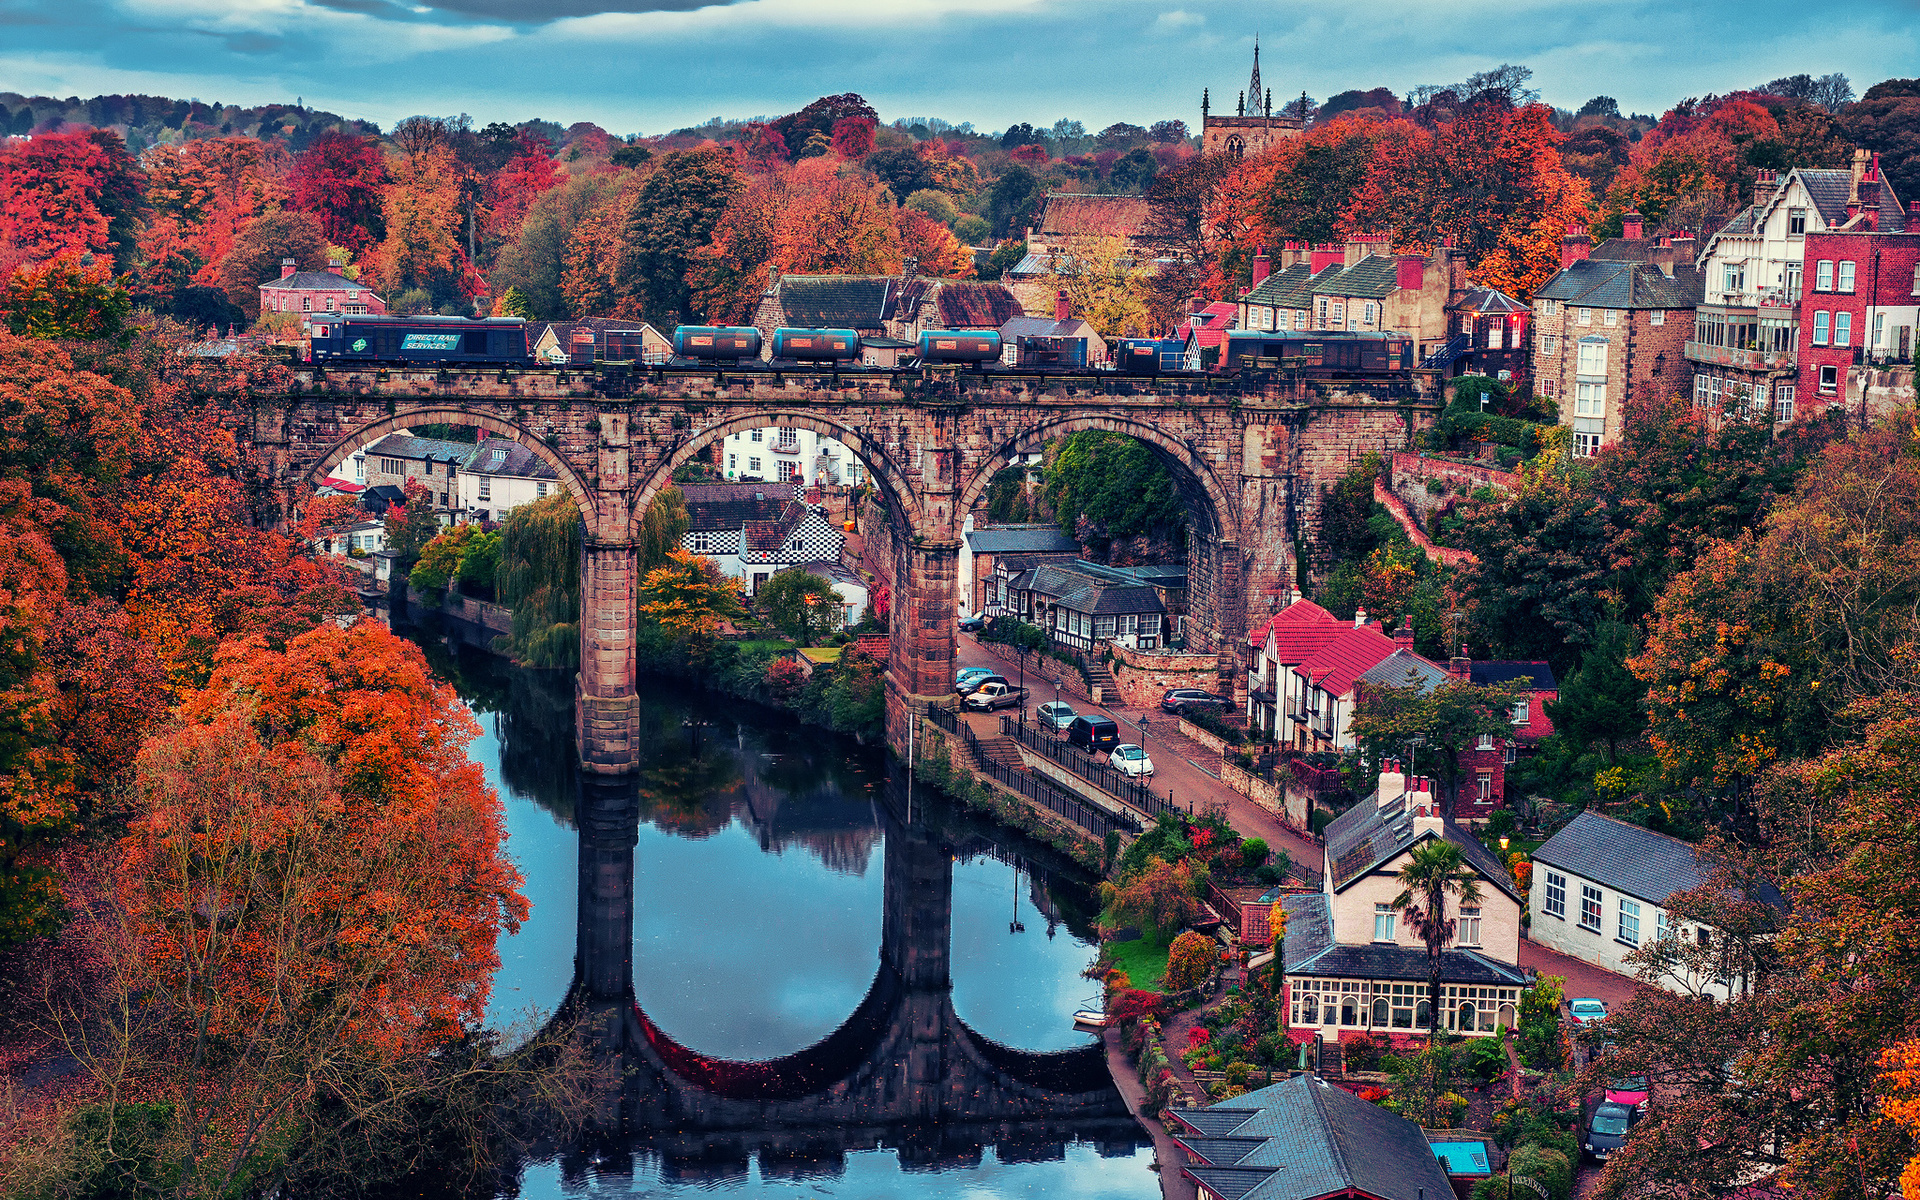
[1111,743,1154,778]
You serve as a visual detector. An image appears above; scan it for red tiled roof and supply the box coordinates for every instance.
[1247,598,1337,646]
[933,281,1024,328]
[1296,626,1400,697]
[1182,302,1239,350]
[1267,621,1351,666]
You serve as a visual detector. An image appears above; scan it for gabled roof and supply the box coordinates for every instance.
[1181,301,1239,350]
[1589,236,1661,262]
[1002,315,1099,340]
[1171,1072,1455,1200]
[1055,582,1165,616]
[1265,614,1352,665]
[1357,648,1451,693]
[365,433,475,463]
[1323,793,1523,901]
[1533,257,1703,308]
[461,436,558,481]
[1243,262,1315,308]
[1450,286,1527,314]
[1296,625,1400,697]
[1533,810,1710,907]
[742,503,807,552]
[1037,192,1151,240]
[1797,168,1907,232]
[966,527,1081,555]
[680,482,788,531]
[774,275,894,328]
[1246,597,1337,647]
[1308,254,1401,300]
[1468,660,1557,690]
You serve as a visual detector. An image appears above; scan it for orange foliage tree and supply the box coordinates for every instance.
[0,129,145,272]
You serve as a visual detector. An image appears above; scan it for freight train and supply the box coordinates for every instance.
[300,315,1416,383]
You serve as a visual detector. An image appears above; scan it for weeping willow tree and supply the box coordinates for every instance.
[495,494,584,669]
[494,488,688,670]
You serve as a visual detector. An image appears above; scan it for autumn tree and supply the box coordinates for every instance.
[366,143,479,308]
[771,163,901,276]
[1163,930,1216,992]
[2,253,132,341]
[895,208,968,278]
[1043,234,1150,336]
[0,129,145,272]
[216,209,330,319]
[1349,677,1529,814]
[287,128,390,253]
[490,172,619,320]
[409,523,481,600]
[1097,855,1204,945]
[638,550,744,643]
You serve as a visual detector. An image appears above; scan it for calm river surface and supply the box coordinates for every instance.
[413,638,1159,1200]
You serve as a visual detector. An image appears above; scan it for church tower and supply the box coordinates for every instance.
[1200,38,1303,158]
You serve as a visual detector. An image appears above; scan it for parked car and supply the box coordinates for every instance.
[1111,743,1155,777]
[1067,715,1120,753]
[1161,688,1228,713]
[958,673,1010,697]
[957,613,985,632]
[1036,701,1077,731]
[963,681,1028,712]
[955,667,994,691]
[1568,998,1609,1025]
[1605,1074,1650,1109]
[1583,1100,1638,1162]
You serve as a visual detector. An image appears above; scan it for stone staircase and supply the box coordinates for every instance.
[1084,659,1117,705]
[972,733,1026,772]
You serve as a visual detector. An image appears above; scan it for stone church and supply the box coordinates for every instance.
[1200,39,1305,158]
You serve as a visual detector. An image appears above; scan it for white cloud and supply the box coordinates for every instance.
[546,0,1042,42]
[1152,9,1202,31]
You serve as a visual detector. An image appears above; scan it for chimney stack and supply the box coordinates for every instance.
[1394,618,1414,650]
[1309,243,1344,274]
[1396,254,1425,291]
[280,257,296,279]
[1753,168,1777,207]
[1448,644,1471,680]
[1849,147,1871,206]
[1055,289,1071,323]
[1189,291,1205,316]
[1354,606,1368,629]
[1253,247,1271,287]
[1622,211,1645,241]
[326,255,345,274]
[1377,758,1406,808]
[1408,776,1444,831]
[1560,224,1592,270]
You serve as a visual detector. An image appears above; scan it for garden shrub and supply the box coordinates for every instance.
[1239,837,1268,870]
[1164,930,1216,992]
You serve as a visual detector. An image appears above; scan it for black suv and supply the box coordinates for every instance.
[1161,688,1229,714]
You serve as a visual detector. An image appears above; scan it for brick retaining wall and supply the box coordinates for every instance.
[1109,643,1230,710]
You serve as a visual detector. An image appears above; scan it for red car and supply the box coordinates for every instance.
[1605,1074,1650,1108]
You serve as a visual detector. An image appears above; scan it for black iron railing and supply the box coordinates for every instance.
[999,717,1179,820]
[921,705,1139,839]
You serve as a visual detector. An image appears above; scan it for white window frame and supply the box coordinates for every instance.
[1838,261,1856,293]
[477,477,491,502]
[1578,307,1592,325]
[1476,734,1495,750]
[1575,338,1608,377]
[1619,898,1641,946]
[1819,365,1838,394]
[1458,906,1482,947]
[1580,884,1603,932]
[1374,903,1396,942]
[1774,384,1795,422]
[1834,311,1852,347]
[1544,872,1566,919]
[1813,311,1830,345]
[1816,260,1834,291]
[1603,308,1619,327]
[1575,381,1605,418]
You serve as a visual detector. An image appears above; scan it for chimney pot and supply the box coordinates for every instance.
[1354,606,1368,628]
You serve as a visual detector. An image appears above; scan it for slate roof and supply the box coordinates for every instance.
[365,434,475,464]
[775,275,894,328]
[1323,793,1523,901]
[1037,192,1151,239]
[1293,942,1531,986]
[1297,625,1400,697]
[1468,661,1557,690]
[1356,649,1451,693]
[1589,236,1659,262]
[260,269,376,292]
[1534,257,1703,308]
[966,527,1081,555]
[932,281,1025,328]
[742,504,807,552]
[1797,168,1907,232]
[1309,254,1401,300]
[1243,262,1315,308]
[1533,810,1712,907]
[1001,315,1100,340]
[461,437,558,480]
[1055,582,1165,616]
[680,482,788,531]
[1171,1073,1456,1200]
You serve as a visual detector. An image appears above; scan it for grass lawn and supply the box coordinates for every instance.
[1104,936,1171,991]
[798,646,843,664]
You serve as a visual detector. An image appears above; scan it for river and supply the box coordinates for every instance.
[410,636,1161,1199]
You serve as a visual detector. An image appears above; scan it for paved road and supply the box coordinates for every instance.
[953,633,1321,874]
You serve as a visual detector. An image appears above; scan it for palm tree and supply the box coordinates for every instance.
[1391,839,1483,1047]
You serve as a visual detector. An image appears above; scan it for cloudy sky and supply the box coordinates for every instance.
[2,0,1913,135]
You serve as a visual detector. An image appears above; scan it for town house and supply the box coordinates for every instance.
[1281,766,1527,1046]
[958,519,1081,617]
[458,437,561,522]
[1794,157,1918,408]
[1012,560,1169,650]
[360,432,472,513]
[1532,222,1703,456]
[750,272,1024,361]
[678,482,845,597]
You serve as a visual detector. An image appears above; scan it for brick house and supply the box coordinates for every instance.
[1433,286,1531,382]
[258,257,385,322]
[360,432,472,512]
[1532,225,1703,456]
[1447,657,1556,821]
[1794,157,1918,409]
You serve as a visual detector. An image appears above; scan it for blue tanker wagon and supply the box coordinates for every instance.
[308,314,532,365]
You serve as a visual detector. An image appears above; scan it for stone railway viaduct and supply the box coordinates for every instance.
[250,366,1435,770]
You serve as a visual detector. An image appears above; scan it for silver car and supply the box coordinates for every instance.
[1036,701,1076,731]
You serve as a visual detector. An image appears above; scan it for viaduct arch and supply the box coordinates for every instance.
[253,366,1433,771]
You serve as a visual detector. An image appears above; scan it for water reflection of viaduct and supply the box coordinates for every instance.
[255,370,1434,769]
[563,772,1147,1172]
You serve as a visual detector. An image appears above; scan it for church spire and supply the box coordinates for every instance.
[1248,36,1262,118]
